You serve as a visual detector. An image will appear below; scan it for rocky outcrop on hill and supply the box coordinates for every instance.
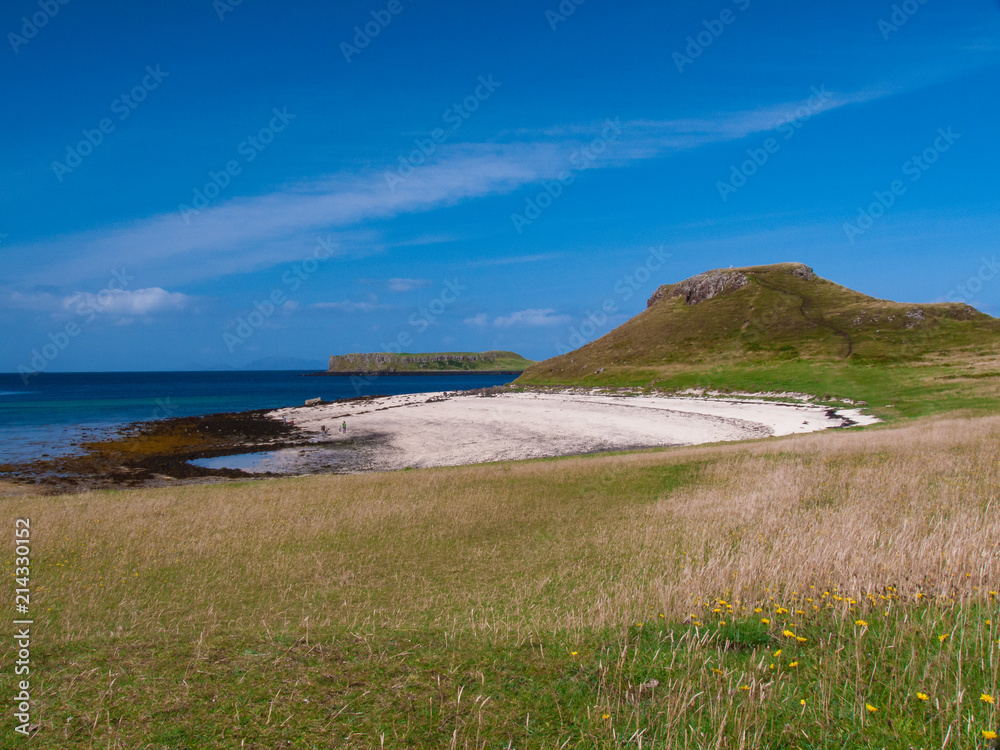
[647,269,749,308]
[788,264,817,281]
[647,263,818,308]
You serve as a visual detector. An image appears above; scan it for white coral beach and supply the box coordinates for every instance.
[269,390,879,472]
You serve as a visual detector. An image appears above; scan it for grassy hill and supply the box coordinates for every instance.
[327,350,533,373]
[520,263,1000,418]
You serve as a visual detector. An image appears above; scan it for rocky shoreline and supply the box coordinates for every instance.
[0,403,384,495]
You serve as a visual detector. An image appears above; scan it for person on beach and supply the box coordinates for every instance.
[342,421,347,434]
[320,425,327,436]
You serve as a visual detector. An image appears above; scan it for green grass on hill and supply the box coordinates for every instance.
[520,263,1000,420]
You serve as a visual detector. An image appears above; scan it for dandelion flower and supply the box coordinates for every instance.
[984,730,998,740]
[571,652,578,656]
[773,649,782,657]
[761,618,770,625]
[938,634,948,643]
[602,713,610,720]
[738,685,750,691]
[866,703,877,713]
[796,636,808,643]
[855,619,868,627]
[789,661,799,667]
[800,699,806,706]
[916,693,929,701]
[712,668,724,675]
[982,693,994,704]
[783,629,796,638]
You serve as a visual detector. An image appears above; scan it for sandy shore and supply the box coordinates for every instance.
[270,390,879,472]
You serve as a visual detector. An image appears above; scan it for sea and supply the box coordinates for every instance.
[0,371,518,465]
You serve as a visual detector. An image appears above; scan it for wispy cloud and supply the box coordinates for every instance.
[464,313,488,327]
[468,253,565,267]
[493,308,571,328]
[9,84,907,291]
[387,278,432,293]
[311,300,388,313]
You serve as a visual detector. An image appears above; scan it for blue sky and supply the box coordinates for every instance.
[2,0,999,372]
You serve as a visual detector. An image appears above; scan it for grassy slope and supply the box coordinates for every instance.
[4,415,1000,748]
[328,350,533,373]
[520,263,1000,420]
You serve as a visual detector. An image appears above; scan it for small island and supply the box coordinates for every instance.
[313,350,534,376]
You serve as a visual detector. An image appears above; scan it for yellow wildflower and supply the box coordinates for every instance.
[866,703,877,713]
[916,693,929,701]
[981,693,994,705]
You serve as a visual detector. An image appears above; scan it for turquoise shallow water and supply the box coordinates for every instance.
[0,371,517,464]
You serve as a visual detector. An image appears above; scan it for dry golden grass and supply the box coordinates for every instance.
[7,414,998,639]
[3,415,1000,747]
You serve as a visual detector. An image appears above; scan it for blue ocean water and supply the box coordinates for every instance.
[0,371,517,464]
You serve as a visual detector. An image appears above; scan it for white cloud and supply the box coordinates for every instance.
[387,278,431,293]
[63,287,193,316]
[464,313,488,327]
[493,308,570,328]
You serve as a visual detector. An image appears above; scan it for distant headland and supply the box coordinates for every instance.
[310,350,534,376]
